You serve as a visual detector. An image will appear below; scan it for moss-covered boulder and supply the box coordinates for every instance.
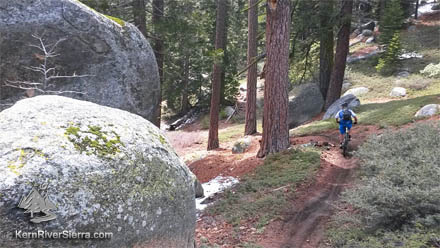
[0,96,195,248]
[0,0,160,124]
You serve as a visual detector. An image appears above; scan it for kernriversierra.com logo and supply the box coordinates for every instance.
[11,185,113,240]
[18,185,56,223]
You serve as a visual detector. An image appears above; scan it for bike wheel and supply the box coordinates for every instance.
[343,129,349,157]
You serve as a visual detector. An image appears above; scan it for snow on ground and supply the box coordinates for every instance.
[196,176,239,213]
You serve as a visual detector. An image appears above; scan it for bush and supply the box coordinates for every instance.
[200,115,210,130]
[219,109,228,120]
[420,63,440,78]
[325,122,440,247]
[327,227,440,248]
[348,122,440,230]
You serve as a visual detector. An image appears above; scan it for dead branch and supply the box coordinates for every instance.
[3,33,91,95]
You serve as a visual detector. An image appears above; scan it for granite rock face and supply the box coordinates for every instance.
[343,87,369,97]
[0,96,195,248]
[415,104,440,118]
[0,0,160,123]
[390,87,407,97]
[288,83,324,129]
[323,94,360,120]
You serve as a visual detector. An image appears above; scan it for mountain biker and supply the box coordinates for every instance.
[335,102,358,148]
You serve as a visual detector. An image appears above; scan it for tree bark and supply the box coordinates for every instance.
[324,0,353,110]
[257,0,291,158]
[219,1,229,106]
[319,0,334,102]
[245,0,258,135]
[132,0,147,37]
[208,0,228,150]
[181,55,190,114]
[415,0,419,19]
[152,0,164,127]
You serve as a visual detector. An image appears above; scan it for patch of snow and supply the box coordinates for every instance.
[196,176,239,212]
[399,52,423,60]
[417,1,440,16]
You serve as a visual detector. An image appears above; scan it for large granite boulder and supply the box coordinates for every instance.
[343,87,369,97]
[415,104,440,118]
[361,21,375,31]
[0,96,195,248]
[323,94,360,120]
[390,87,407,97]
[232,136,252,154]
[288,83,324,129]
[0,0,160,123]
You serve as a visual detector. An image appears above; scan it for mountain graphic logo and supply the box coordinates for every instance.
[18,186,56,223]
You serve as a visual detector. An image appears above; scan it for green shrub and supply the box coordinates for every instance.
[420,63,440,78]
[326,227,440,248]
[200,115,210,130]
[376,32,402,75]
[219,109,228,120]
[326,122,440,247]
[345,122,440,230]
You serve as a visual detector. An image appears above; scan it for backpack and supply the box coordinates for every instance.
[342,109,352,121]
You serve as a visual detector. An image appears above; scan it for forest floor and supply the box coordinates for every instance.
[164,10,440,248]
[166,116,439,248]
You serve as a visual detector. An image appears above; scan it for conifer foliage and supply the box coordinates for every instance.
[379,0,404,46]
[376,32,402,75]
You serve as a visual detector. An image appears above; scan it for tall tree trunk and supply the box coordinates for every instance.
[132,0,147,37]
[378,0,386,22]
[219,1,229,106]
[414,0,419,19]
[208,0,228,150]
[181,55,190,114]
[324,0,353,110]
[319,0,334,102]
[152,0,164,127]
[245,0,258,135]
[257,0,291,158]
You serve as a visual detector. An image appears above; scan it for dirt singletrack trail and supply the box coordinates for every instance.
[258,127,375,248]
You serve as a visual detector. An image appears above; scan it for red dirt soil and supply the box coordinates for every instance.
[183,117,439,247]
[188,136,263,183]
[188,123,382,248]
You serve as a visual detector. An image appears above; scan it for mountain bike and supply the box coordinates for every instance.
[342,126,350,157]
[341,123,356,157]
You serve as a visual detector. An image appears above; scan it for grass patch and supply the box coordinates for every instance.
[290,119,338,137]
[291,94,440,136]
[207,149,321,228]
[218,120,262,143]
[344,23,440,103]
[356,94,440,126]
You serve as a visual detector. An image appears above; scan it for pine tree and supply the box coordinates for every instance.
[376,32,402,75]
[244,0,258,135]
[319,0,334,101]
[257,0,291,158]
[208,0,228,150]
[324,0,353,110]
[152,0,164,127]
[379,0,404,46]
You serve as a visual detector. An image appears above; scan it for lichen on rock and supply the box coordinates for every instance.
[0,96,196,248]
